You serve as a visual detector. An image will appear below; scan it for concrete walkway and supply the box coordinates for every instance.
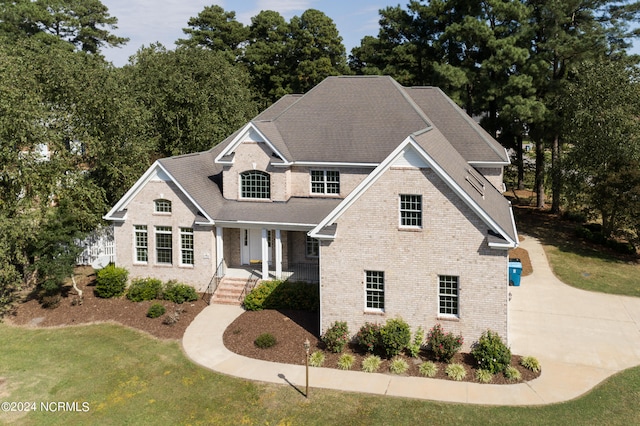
[182,235,640,405]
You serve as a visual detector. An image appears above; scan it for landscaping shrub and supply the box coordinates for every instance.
[309,351,325,367]
[407,326,424,358]
[243,280,319,311]
[95,265,128,298]
[337,354,355,370]
[40,292,61,309]
[147,303,166,318]
[355,322,381,353]
[445,363,466,381]
[475,369,493,384]
[321,321,349,353]
[162,306,185,325]
[471,330,511,374]
[520,356,541,373]
[254,333,277,349]
[426,323,463,362]
[379,317,411,357]
[418,361,438,378]
[504,366,522,382]
[361,355,382,373]
[163,281,197,304]
[389,357,409,375]
[127,277,163,302]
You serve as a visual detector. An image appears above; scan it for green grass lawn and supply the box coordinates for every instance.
[1,323,639,425]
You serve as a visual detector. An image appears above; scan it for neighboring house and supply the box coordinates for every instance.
[104,76,518,348]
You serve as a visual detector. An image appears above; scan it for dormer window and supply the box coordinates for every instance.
[154,199,172,213]
[241,171,270,199]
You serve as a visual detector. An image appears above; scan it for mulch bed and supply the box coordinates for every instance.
[224,309,540,385]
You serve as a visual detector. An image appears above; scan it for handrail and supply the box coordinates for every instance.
[239,269,259,302]
[204,258,225,305]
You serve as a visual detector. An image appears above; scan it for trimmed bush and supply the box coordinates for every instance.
[355,322,381,353]
[243,280,319,311]
[95,265,128,298]
[504,366,522,382]
[520,356,541,373]
[163,281,197,304]
[321,321,349,353]
[337,354,355,370]
[254,333,277,349]
[379,318,411,357]
[418,361,438,378]
[471,330,512,374]
[361,355,382,373]
[389,357,409,375]
[426,323,463,362]
[475,369,493,384]
[147,303,166,318]
[407,326,424,358]
[309,351,326,367]
[127,277,163,302]
[445,363,466,381]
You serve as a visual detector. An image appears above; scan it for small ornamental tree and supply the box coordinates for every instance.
[426,323,463,362]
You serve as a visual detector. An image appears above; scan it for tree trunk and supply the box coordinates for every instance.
[517,135,525,190]
[551,133,561,214]
[535,138,545,209]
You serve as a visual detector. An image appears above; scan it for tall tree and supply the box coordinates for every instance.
[125,44,257,157]
[177,5,248,56]
[0,0,127,53]
[561,59,640,241]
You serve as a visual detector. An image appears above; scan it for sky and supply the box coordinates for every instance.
[100,0,385,67]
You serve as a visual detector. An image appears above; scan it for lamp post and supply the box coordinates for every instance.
[304,338,310,398]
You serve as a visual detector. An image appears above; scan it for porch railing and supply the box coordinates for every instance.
[204,258,226,305]
[280,263,319,283]
[239,269,260,302]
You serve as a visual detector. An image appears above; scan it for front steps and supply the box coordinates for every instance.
[211,276,259,306]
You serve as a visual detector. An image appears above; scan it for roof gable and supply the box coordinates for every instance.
[214,122,289,165]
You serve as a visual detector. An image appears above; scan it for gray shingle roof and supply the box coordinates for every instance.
[251,76,508,164]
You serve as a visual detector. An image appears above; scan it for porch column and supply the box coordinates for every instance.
[215,226,224,276]
[275,229,282,279]
[261,228,269,280]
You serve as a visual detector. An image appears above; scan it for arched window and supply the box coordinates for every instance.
[154,199,172,213]
[240,171,270,199]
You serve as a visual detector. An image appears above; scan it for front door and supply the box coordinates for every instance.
[241,229,272,265]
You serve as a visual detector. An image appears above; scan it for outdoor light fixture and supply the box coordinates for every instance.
[304,338,310,398]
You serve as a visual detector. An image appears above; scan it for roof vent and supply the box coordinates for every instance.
[465,168,485,198]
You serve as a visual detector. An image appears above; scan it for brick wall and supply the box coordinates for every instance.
[319,167,509,350]
[114,178,216,292]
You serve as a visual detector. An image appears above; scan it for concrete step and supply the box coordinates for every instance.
[210,277,259,306]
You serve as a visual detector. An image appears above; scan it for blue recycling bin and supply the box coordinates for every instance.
[509,259,522,286]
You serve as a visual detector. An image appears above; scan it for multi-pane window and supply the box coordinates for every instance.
[134,225,148,262]
[400,194,422,227]
[306,235,319,257]
[241,171,270,199]
[365,270,385,311]
[155,226,173,264]
[154,199,172,213]
[180,227,194,265]
[311,170,340,194]
[439,275,459,316]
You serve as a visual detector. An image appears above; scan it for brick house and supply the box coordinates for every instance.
[104,76,518,348]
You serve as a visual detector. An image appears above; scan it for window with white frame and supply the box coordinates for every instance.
[180,227,194,265]
[438,275,459,316]
[155,226,172,264]
[400,194,422,227]
[311,170,340,195]
[365,270,385,311]
[241,170,270,199]
[154,199,172,213]
[305,235,319,257]
[134,225,148,262]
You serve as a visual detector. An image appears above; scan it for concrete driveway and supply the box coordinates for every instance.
[508,235,640,402]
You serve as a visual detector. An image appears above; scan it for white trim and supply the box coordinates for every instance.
[103,161,215,225]
[274,161,379,168]
[213,220,316,231]
[309,136,517,247]
[261,228,269,279]
[214,123,290,165]
[469,161,510,167]
[275,229,282,279]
